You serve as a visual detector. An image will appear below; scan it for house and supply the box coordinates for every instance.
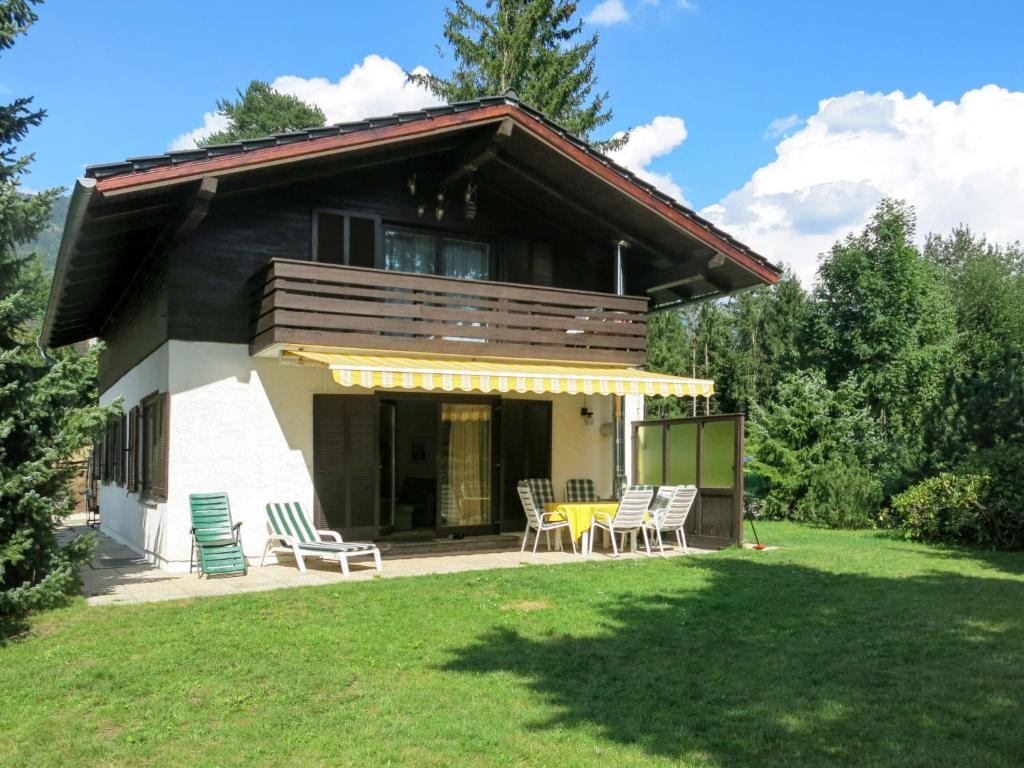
[43,92,780,571]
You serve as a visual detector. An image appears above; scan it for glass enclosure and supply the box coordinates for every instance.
[635,424,664,486]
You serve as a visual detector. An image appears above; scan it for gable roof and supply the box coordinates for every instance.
[43,92,780,348]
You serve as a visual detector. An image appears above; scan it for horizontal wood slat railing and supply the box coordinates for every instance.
[249,258,648,365]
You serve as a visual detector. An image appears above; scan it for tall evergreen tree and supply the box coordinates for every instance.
[725,273,809,414]
[411,0,622,147]
[810,200,956,441]
[198,80,326,147]
[0,0,108,628]
[922,228,1024,463]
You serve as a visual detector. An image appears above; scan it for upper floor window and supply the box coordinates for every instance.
[383,226,490,281]
[314,210,378,268]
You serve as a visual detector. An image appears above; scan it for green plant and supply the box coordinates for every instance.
[886,472,990,544]
[796,458,882,529]
[960,446,1024,549]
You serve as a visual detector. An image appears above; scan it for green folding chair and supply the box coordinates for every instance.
[189,492,247,576]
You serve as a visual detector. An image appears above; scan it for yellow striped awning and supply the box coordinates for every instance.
[286,351,714,397]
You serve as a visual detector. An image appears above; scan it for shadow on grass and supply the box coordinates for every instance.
[444,557,1024,767]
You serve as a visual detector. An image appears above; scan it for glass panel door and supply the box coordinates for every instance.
[384,229,436,274]
[442,238,490,280]
[438,403,492,528]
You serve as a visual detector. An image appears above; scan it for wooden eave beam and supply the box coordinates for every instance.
[492,154,668,258]
[636,252,732,295]
[438,118,514,190]
[98,176,217,334]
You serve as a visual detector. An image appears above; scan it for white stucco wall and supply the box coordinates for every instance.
[164,341,332,569]
[100,340,650,571]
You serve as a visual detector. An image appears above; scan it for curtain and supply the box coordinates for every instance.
[384,229,435,274]
[441,404,491,526]
[443,239,489,281]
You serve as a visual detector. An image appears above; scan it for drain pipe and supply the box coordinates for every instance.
[612,240,629,498]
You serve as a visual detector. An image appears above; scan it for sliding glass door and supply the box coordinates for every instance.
[438,403,493,529]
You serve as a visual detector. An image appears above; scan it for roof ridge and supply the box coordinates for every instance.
[82,94,777,274]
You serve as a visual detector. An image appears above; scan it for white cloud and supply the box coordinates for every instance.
[764,113,801,138]
[609,115,689,203]
[271,55,441,124]
[169,111,230,151]
[678,0,697,10]
[169,54,440,150]
[585,0,630,25]
[701,85,1024,285]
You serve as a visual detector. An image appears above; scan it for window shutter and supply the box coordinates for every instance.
[151,392,170,499]
[127,406,139,492]
[97,434,106,483]
[313,394,376,537]
[114,414,125,487]
[103,419,116,483]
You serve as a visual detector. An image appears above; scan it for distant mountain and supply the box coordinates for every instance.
[18,194,69,272]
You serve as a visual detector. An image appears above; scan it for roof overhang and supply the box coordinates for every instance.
[42,95,781,348]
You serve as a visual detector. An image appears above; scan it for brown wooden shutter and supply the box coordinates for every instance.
[103,419,116,483]
[151,392,170,499]
[313,394,377,539]
[127,405,139,492]
[115,414,126,486]
[499,399,552,531]
[347,397,377,531]
[97,433,106,483]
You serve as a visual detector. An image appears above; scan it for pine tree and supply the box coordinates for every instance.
[198,80,326,147]
[411,0,622,147]
[0,0,108,629]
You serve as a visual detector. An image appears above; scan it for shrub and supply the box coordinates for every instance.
[886,472,990,544]
[747,369,885,525]
[795,459,882,529]
[959,446,1024,549]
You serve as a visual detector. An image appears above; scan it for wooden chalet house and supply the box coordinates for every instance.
[43,93,780,571]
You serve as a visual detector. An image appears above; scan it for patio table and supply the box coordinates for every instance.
[544,501,619,555]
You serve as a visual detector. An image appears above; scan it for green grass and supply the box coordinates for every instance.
[2,523,1023,768]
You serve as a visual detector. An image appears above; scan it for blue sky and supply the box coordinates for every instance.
[7,0,1024,281]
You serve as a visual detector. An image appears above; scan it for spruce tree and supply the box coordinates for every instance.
[411,0,622,147]
[198,80,326,147]
[0,0,108,628]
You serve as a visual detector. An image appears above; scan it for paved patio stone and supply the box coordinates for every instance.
[63,512,712,606]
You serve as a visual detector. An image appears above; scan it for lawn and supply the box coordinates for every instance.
[2,523,1023,768]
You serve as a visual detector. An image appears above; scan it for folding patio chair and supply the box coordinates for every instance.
[517,482,576,555]
[262,501,382,576]
[642,485,698,555]
[566,478,598,502]
[589,486,655,556]
[189,492,247,577]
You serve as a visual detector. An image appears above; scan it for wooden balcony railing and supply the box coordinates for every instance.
[250,259,648,365]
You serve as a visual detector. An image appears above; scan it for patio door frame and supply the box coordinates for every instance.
[376,391,502,536]
[631,413,745,546]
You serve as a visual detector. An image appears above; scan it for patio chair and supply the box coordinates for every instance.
[517,482,576,555]
[566,478,597,503]
[589,487,654,557]
[524,478,556,507]
[189,492,247,577]
[642,485,698,555]
[261,502,382,576]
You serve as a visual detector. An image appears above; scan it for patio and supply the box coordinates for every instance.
[65,512,712,606]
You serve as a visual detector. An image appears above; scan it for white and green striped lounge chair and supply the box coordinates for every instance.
[261,502,382,576]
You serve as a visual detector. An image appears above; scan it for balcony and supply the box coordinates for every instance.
[250,259,648,365]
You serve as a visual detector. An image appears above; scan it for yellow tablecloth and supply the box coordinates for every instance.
[544,502,619,540]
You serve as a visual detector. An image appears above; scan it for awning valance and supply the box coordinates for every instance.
[285,351,714,397]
